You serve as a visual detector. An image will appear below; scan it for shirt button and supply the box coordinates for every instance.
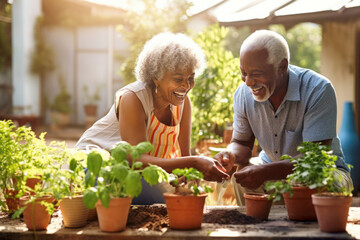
[275,115,278,118]
[275,134,278,137]
[275,151,278,154]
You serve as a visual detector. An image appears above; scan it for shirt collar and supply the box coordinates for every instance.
[283,65,300,101]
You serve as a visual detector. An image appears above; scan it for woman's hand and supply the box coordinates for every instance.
[213,151,235,172]
[194,156,230,182]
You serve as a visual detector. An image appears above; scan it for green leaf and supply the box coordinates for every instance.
[112,164,128,181]
[124,171,142,197]
[69,158,77,171]
[133,161,143,169]
[143,166,160,186]
[11,206,26,219]
[87,151,103,176]
[83,187,98,209]
[111,146,127,162]
[135,142,154,154]
[99,187,110,208]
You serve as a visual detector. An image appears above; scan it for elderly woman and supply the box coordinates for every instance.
[76,32,231,204]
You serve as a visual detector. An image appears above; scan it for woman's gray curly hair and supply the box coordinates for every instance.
[135,32,206,89]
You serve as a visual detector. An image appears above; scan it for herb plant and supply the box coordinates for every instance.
[51,149,88,200]
[82,141,169,209]
[171,167,213,196]
[266,142,352,202]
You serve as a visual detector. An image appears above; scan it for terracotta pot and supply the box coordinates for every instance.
[283,186,317,221]
[4,188,19,212]
[20,196,54,231]
[312,193,352,232]
[163,193,207,230]
[60,196,89,228]
[26,177,41,190]
[87,208,97,221]
[95,197,132,232]
[84,104,98,116]
[244,193,273,220]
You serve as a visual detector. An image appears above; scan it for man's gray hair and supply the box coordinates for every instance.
[240,30,290,68]
[135,32,206,89]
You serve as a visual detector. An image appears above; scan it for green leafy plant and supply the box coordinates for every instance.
[83,141,169,209]
[266,142,352,202]
[49,74,71,114]
[170,167,213,196]
[83,85,101,105]
[51,149,89,200]
[189,24,242,146]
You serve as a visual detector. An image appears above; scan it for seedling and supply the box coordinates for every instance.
[82,141,169,209]
[171,167,213,196]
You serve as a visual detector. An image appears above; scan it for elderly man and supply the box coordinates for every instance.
[215,30,353,206]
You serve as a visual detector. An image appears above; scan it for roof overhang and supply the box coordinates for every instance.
[212,0,360,29]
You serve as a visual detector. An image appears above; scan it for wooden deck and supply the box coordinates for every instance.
[1,205,359,240]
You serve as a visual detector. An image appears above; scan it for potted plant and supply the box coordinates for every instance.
[82,141,169,232]
[243,192,273,220]
[163,167,213,230]
[265,142,340,221]
[51,148,90,228]
[49,74,71,129]
[11,164,62,231]
[0,120,62,213]
[83,85,101,128]
[310,150,353,232]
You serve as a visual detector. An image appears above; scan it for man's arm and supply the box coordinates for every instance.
[231,137,254,167]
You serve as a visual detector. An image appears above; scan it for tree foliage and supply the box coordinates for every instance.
[0,1,11,70]
[116,0,192,84]
[189,24,242,145]
[270,23,321,72]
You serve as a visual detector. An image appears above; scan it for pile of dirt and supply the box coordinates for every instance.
[127,205,169,231]
[203,209,262,225]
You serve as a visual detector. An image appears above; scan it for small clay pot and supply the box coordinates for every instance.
[96,197,132,232]
[283,186,317,221]
[163,193,207,230]
[244,193,273,220]
[20,195,55,231]
[312,193,352,232]
[60,195,89,228]
[4,188,19,213]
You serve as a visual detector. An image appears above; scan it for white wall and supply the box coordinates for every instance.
[12,0,42,116]
[321,20,359,132]
[44,25,129,125]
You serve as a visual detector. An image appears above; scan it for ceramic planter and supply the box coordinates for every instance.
[312,193,352,232]
[95,197,132,232]
[283,186,317,221]
[163,193,207,230]
[20,195,54,231]
[244,193,273,220]
[60,195,88,228]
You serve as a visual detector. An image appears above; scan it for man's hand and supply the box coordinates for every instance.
[233,165,267,189]
[213,151,235,173]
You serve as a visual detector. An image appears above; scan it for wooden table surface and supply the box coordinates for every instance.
[1,205,359,240]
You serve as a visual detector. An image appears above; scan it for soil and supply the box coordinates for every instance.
[127,205,169,232]
[203,209,262,225]
[125,206,262,232]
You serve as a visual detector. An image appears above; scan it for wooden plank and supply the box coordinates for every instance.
[0,206,359,240]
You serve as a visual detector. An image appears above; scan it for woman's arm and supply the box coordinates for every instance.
[118,91,229,181]
[178,95,192,157]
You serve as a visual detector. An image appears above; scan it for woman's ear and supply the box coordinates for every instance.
[153,79,160,89]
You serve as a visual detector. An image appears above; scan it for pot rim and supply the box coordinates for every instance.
[244,192,272,200]
[163,192,208,198]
